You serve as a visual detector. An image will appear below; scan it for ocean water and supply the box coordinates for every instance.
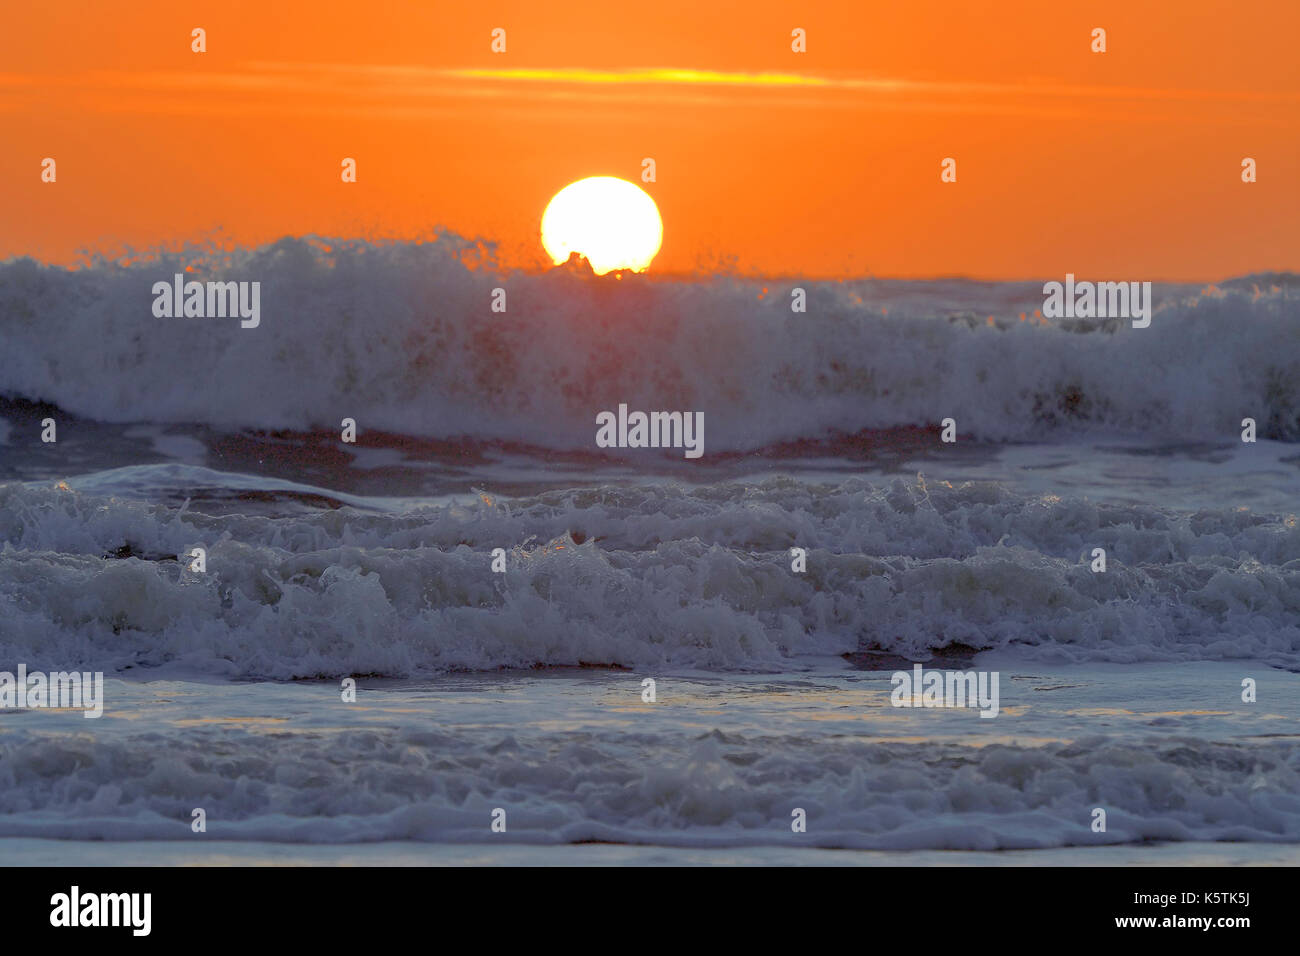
[0,237,1297,863]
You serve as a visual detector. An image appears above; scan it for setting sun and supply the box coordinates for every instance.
[540,176,663,275]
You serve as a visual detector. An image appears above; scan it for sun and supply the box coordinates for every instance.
[541,176,663,275]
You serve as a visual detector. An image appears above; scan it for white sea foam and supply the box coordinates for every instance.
[2,476,1297,678]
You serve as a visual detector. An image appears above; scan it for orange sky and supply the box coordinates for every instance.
[2,0,1296,279]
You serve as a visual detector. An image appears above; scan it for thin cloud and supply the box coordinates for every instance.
[2,62,1293,122]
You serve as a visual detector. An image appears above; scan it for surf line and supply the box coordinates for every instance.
[595,404,704,459]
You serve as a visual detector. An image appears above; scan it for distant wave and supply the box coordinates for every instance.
[1,234,1297,448]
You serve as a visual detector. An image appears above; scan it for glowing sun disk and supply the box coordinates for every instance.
[540,176,662,274]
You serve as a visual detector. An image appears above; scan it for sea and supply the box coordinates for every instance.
[1,235,1297,864]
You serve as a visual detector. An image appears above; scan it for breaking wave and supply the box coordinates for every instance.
[2,475,1298,678]
[1,235,1297,449]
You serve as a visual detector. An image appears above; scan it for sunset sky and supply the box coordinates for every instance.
[2,0,1296,279]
